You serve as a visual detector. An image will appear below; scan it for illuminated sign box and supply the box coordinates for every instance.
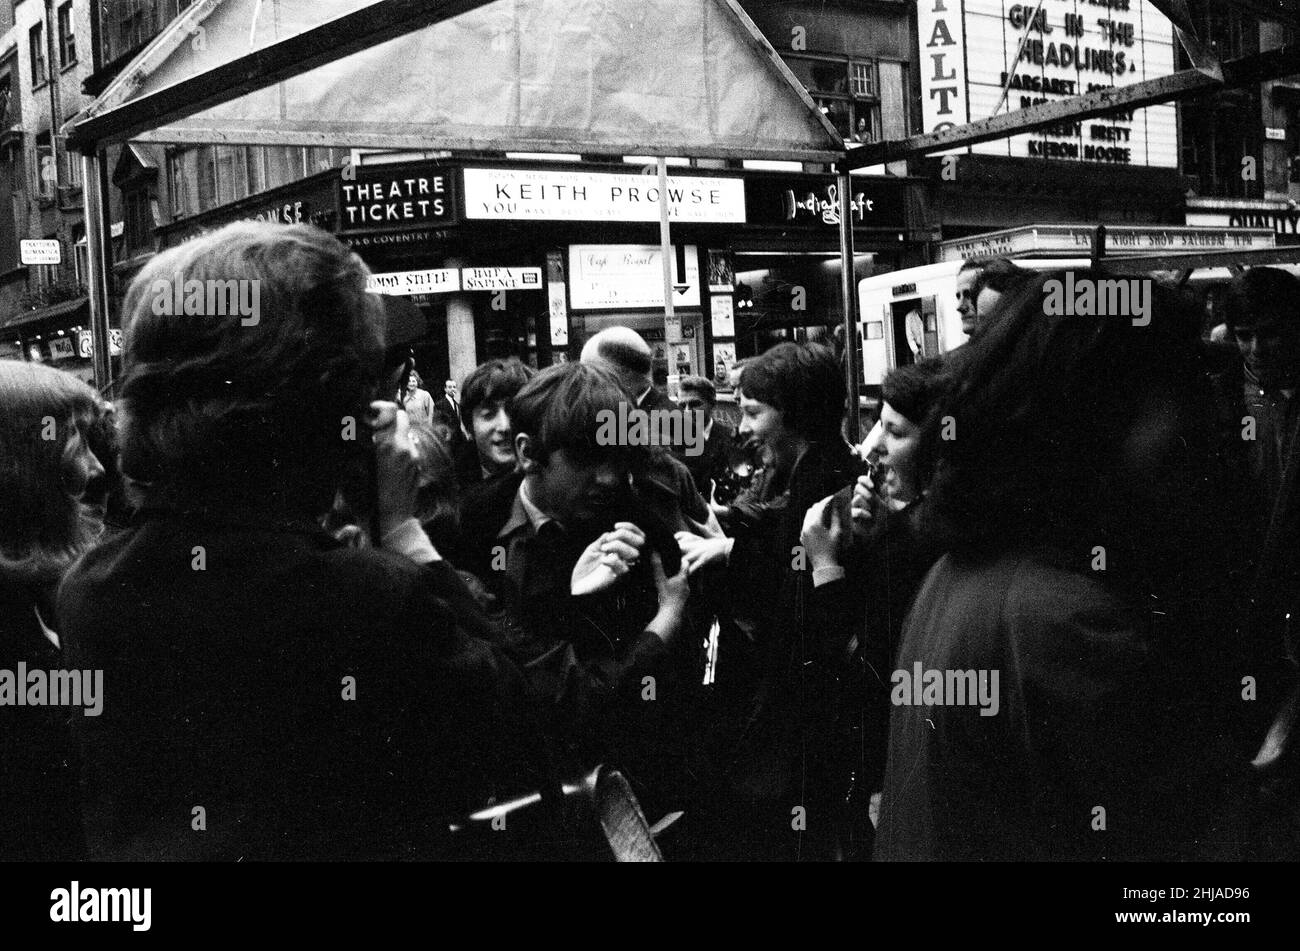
[464,168,745,223]
[918,0,1178,168]
[938,224,1276,262]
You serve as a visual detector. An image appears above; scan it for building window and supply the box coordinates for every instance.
[34,140,54,199]
[124,187,155,255]
[0,73,12,128]
[57,3,76,67]
[786,54,886,144]
[30,23,47,87]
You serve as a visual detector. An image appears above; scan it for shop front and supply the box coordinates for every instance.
[334,157,928,390]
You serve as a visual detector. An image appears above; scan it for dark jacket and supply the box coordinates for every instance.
[876,549,1223,861]
[701,438,862,857]
[0,578,86,862]
[682,420,737,502]
[450,473,687,793]
[58,508,538,861]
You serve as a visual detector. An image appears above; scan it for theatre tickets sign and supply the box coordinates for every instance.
[918,0,1177,167]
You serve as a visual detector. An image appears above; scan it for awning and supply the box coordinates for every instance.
[0,297,89,332]
[66,0,844,162]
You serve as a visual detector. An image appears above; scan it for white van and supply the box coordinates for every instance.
[857,257,1088,385]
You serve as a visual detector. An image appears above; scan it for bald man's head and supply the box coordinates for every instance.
[580,326,653,396]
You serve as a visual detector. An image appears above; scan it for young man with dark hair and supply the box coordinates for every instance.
[452,361,694,801]
[677,375,737,501]
[454,357,535,485]
[1218,268,1300,766]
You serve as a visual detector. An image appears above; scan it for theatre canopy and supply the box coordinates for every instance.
[66,0,844,162]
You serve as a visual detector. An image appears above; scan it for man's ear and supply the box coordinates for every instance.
[516,433,541,474]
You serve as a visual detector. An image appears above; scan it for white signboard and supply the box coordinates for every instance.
[366,268,461,296]
[548,283,569,345]
[76,329,124,358]
[919,1,1178,168]
[568,245,700,310]
[20,239,61,265]
[917,0,970,156]
[938,224,1275,262]
[464,168,746,223]
[461,267,543,291]
[710,295,735,338]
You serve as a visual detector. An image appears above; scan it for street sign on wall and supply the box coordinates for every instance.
[21,239,62,265]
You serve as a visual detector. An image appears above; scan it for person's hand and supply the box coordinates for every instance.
[571,522,646,596]
[646,550,691,644]
[675,531,732,576]
[369,400,420,535]
[800,495,843,572]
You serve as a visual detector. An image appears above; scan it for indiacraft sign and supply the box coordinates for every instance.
[462,167,746,223]
[338,164,456,231]
[744,175,907,230]
[918,0,1178,167]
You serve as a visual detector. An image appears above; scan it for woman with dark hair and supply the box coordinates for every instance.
[957,257,1032,337]
[57,221,539,860]
[676,342,864,860]
[875,270,1242,861]
[0,360,107,860]
[798,357,949,857]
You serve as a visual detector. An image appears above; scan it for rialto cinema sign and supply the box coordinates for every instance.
[918,0,1178,167]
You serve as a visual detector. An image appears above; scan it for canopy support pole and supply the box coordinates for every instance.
[658,156,675,360]
[838,171,860,444]
[82,150,113,393]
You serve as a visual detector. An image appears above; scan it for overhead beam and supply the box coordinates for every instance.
[69,0,497,151]
[1099,245,1300,273]
[1219,0,1300,28]
[844,43,1300,169]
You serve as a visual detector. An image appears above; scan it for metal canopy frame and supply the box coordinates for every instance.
[69,0,1300,443]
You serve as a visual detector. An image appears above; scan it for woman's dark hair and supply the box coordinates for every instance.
[459,357,534,430]
[0,361,106,584]
[1221,266,1300,331]
[880,356,950,490]
[971,257,1032,298]
[922,269,1215,588]
[117,221,384,516]
[739,342,845,445]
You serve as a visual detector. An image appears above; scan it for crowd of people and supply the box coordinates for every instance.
[2,220,1299,861]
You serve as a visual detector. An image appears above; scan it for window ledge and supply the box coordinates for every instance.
[59,61,79,76]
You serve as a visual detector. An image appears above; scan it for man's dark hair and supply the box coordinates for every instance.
[508,361,635,465]
[678,375,717,405]
[116,221,383,515]
[459,357,534,430]
[1222,267,1300,331]
[739,342,845,444]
